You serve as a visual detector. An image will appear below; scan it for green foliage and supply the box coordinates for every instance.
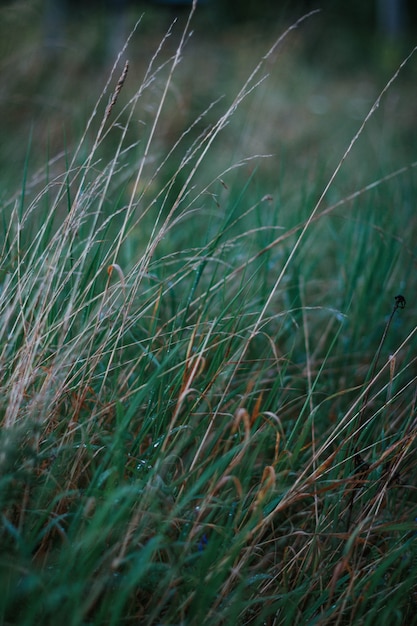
[1,5,417,625]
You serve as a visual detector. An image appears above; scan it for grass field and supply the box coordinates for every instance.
[1,3,417,625]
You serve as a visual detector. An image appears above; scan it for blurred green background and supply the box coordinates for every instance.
[0,0,416,195]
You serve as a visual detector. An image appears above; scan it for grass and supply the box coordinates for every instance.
[1,4,417,625]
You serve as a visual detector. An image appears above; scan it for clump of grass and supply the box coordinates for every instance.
[1,6,417,625]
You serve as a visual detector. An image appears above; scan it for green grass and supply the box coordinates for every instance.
[1,5,417,625]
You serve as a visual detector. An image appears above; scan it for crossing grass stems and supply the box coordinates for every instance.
[1,6,417,626]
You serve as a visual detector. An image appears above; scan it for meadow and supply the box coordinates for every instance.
[1,3,417,624]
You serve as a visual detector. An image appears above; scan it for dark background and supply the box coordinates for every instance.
[39,0,417,32]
